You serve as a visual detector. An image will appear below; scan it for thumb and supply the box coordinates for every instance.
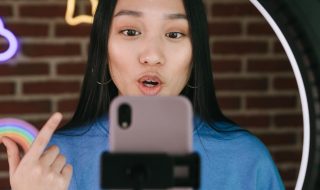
[1,137,21,177]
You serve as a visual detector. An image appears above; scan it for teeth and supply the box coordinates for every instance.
[144,83,154,87]
[143,80,159,87]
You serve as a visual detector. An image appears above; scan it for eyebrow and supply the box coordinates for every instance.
[114,10,142,17]
[114,10,187,20]
[166,13,187,20]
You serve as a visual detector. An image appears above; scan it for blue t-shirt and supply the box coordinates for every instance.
[48,117,285,190]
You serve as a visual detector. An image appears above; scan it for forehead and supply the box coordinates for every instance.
[114,0,186,15]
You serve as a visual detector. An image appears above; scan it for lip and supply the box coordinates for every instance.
[137,74,163,96]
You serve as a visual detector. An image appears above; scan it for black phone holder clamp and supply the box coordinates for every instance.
[100,152,200,190]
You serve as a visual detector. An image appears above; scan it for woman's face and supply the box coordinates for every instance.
[108,0,192,96]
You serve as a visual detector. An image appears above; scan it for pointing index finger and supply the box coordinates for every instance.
[27,112,62,159]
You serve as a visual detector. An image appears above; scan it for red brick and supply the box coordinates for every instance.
[23,43,81,57]
[247,22,274,35]
[272,150,301,163]
[55,24,92,37]
[273,77,298,90]
[19,5,66,18]
[274,114,303,127]
[216,96,241,110]
[0,178,10,189]
[0,100,51,114]
[6,23,49,37]
[213,59,242,73]
[57,62,86,75]
[247,58,292,73]
[213,41,268,55]
[273,41,285,53]
[28,119,49,130]
[0,160,9,171]
[0,82,15,95]
[256,132,297,146]
[58,99,79,112]
[0,42,9,53]
[27,118,67,130]
[211,3,260,17]
[229,114,271,128]
[208,22,242,36]
[215,78,268,91]
[0,5,13,16]
[0,63,49,76]
[278,167,299,181]
[246,95,297,109]
[23,81,80,94]
[85,5,92,14]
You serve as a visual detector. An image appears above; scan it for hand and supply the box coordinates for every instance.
[0,112,73,190]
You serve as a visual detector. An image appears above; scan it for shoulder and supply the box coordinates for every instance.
[194,120,285,189]
[48,116,108,151]
[53,116,108,137]
[193,118,278,171]
[194,119,270,157]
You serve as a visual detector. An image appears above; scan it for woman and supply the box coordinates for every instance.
[1,0,285,189]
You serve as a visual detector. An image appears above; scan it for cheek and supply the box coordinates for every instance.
[108,41,137,94]
[179,48,193,87]
[108,40,124,64]
[165,48,192,93]
[174,45,192,78]
[108,41,129,74]
[108,45,124,89]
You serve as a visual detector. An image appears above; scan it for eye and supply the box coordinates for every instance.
[165,32,184,39]
[120,29,141,36]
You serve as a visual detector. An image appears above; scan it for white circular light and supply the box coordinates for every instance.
[249,1,310,190]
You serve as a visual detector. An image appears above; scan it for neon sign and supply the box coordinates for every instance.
[0,118,38,152]
[0,17,19,63]
[65,0,98,25]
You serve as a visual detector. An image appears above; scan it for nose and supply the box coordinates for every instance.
[139,38,165,65]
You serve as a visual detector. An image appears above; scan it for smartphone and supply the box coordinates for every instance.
[109,96,193,154]
[106,96,195,190]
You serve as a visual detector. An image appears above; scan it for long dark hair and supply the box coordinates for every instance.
[62,0,232,130]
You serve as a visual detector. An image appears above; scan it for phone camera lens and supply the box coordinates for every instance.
[118,103,131,129]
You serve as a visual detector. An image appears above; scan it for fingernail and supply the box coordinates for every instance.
[51,112,62,123]
[54,112,63,119]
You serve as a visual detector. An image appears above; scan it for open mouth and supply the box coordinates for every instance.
[138,75,162,95]
[142,80,160,87]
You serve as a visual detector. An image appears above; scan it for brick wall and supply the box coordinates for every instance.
[0,0,303,189]
[206,1,303,189]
